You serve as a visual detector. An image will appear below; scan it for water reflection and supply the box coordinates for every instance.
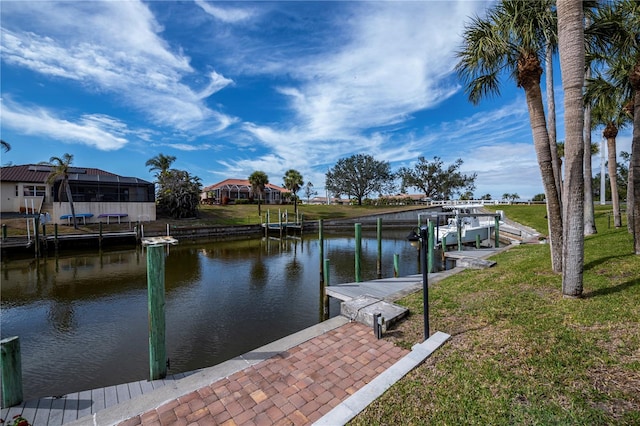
[1,230,419,400]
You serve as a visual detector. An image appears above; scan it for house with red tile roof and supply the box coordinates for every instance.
[201,178,289,205]
[1,164,156,224]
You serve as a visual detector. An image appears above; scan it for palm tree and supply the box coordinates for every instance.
[586,75,630,228]
[557,0,585,297]
[456,0,563,272]
[41,153,78,229]
[589,0,640,253]
[145,153,176,177]
[283,169,304,214]
[248,171,269,216]
[1,140,10,152]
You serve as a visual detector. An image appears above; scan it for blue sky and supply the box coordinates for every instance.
[1,1,632,200]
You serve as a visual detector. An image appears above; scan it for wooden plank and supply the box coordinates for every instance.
[140,380,154,393]
[116,383,130,403]
[91,388,105,412]
[62,393,80,424]
[76,389,93,419]
[128,381,143,399]
[104,385,118,408]
[47,397,66,426]
[32,397,53,425]
[18,399,38,426]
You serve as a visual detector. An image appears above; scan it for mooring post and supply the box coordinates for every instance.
[476,234,481,249]
[376,218,382,279]
[319,219,324,285]
[428,220,435,273]
[54,223,59,250]
[99,222,103,249]
[34,215,40,258]
[393,253,399,277]
[146,244,167,380]
[279,209,283,239]
[2,224,6,241]
[355,223,362,283]
[457,217,463,251]
[1,336,23,407]
[494,215,500,248]
[265,211,270,238]
[323,258,330,320]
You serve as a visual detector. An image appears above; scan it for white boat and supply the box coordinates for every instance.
[436,204,502,247]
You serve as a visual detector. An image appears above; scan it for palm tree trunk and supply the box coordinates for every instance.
[524,84,563,273]
[631,87,640,254]
[557,0,585,297]
[64,180,78,230]
[546,41,563,205]
[525,78,562,273]
[606,136,622,227]
[583,53,597,235]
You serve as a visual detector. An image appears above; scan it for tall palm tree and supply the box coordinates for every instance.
[586,75,630,228]
[589,0,640,253]
[283,169,304,214]
[456,0,563,272]
[557,0,585,297]
[248,171,269,216]
[42,153,78,229]
[145,153,176,177]
[1,140,10,152]
[583,45,598,236]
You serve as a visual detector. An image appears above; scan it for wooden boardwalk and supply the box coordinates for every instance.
[0,372,195,426]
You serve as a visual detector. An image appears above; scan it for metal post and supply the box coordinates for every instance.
[146,245,167,380]
[393,253,399,277]
[319,219,324,285]
[323,258,330,320]
[376,218,382,279]
[427,220,435,273]
[1,336,23,407]
[355,223,362,283]
[494,215,500,248]
[420,227,430,341]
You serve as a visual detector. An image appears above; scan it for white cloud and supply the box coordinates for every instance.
[1,99,129,151]
[1,1,235,133]
[194,0,257,23]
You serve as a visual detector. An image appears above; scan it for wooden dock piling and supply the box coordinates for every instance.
[1,336,23,407]
[355,223,362,283]
[146,245,167,380]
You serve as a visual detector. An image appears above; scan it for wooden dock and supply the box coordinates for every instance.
[0,372,195,426]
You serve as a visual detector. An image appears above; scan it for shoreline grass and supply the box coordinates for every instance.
[350,204,639,425]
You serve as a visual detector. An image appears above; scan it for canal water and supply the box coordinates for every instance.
[1,228,422,400]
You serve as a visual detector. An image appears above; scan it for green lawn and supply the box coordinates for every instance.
[351,204,640,425]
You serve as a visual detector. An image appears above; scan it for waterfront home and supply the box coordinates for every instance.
[201,178,288,205]
[0,164,156,224]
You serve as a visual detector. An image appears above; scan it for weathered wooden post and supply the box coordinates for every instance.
[1,336,23,407]
[319,219,324,285]
[34,215,40,258]
[279,209,283,239]
[376,218,382,279]
[54,223,59,251]
[476,234,481,249]
[494,215,500,248]
[355,223,362,283]
[2,224,6,241]
[457,217,463,251]
[99,222,103,249]
[323,258,330,320]
[393,253,399,277]
[428,220,435,273]
[146,244,167,380]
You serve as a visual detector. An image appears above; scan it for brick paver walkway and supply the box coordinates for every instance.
[118,321,409,425]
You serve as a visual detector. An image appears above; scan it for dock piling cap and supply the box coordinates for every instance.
[141,236,178,246]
